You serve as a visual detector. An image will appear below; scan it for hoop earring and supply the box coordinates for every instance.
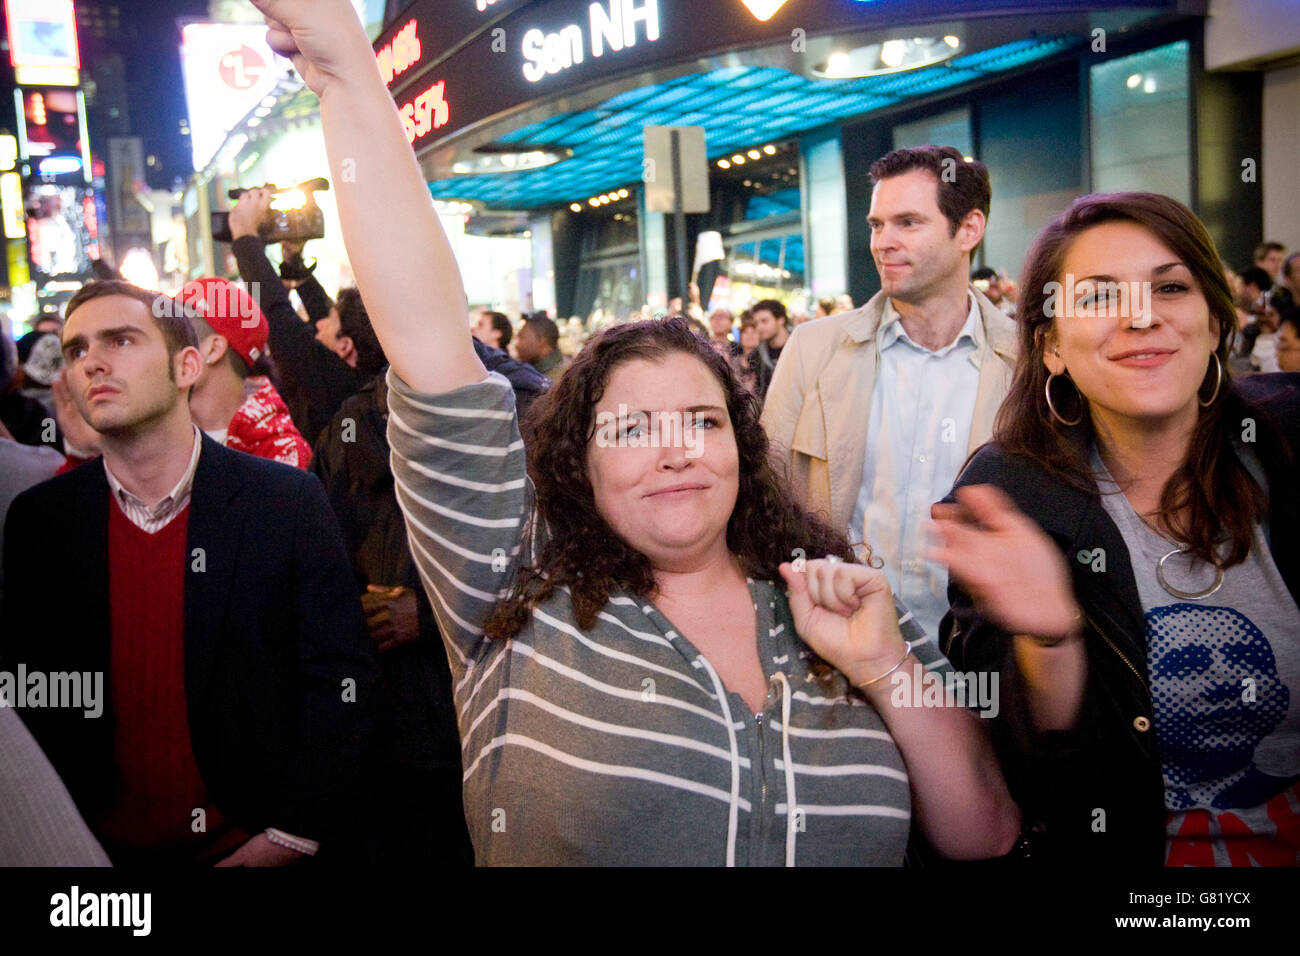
[1045,372,1084,427]
[1198,353,1223,408]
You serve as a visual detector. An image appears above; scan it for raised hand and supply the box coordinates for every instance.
[778,558,909,689]
[229,186,274,241]
[929,484,1082,643]
[248,0,375,97]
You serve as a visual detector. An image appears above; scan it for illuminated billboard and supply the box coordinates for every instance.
[14,87,91,183]
[180,23,290,173]
[25,182,96,285]
[4,0,81,87]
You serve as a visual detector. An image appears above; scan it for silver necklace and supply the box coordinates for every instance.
[1138,513,1225,601]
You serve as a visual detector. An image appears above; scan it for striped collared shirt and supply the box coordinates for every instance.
[102,426,203,533]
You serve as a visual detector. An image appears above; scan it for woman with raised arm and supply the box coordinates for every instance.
[931,192,1300,867]
[250,0,1019,865]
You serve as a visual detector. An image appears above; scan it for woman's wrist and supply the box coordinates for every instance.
[1015,602,1085,647]
[849,639,914,693]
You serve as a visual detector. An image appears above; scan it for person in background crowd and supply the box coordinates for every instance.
[748,298,790,400]
[229,187,367,445]
[1272,251,1300,313]
[0,706,111,866]
[0,339,50,447]
[252,0,1020,867]
[835,293,855,314]
[0,334,64,600]
[472,310,513,352]
[934,192,1300,866]
[791,311,815,327]
[971,266,1014,316]
[762,145,1016,642]
[312,289,549,867]
[33,315,64,336]
[1234,265,1271,368]
[815,298,836,318]
[13,331,63,422]
[514,313,570,384]
[708,308,739,357]
[1254,240,1287,284]
[1276,307,1300,372]
[1236,267,1278,373]
[182,277,312,468]
[1,279,376,866]
[733,315,760,394]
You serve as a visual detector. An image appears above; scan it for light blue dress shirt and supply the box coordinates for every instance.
[850,294,981,640]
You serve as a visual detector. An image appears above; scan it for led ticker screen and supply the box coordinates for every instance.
[4,0,82,86]
[383,0,1177,150]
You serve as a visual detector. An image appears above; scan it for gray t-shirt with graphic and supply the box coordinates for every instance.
[1094,447,1300,866]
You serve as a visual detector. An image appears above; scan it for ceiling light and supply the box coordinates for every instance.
[747,149,760,160]
[732,154,745,164]
[589,198,600,206]
[762,145,776,155]
[880,40,907,68]
[813,36,961,78]
[570,203,582,212]
[1126,73,1142,89]
[718,159,731,169]
[450,147,570,176]
[618,188,629,198]
[1143,76,1157,93]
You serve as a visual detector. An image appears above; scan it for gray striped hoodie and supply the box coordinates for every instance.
[387,369,954,865]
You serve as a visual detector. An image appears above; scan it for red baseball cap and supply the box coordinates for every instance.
[179,278,269,368]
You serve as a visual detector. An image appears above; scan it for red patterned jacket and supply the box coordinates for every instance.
[226,377,312,469]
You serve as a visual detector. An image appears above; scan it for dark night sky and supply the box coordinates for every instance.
[111,0,216,189]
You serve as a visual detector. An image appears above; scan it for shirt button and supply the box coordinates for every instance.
[1133,716,1151,732]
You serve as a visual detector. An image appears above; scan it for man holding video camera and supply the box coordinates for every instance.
[228,187,371,443]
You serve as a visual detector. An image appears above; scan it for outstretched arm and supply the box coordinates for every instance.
[249,0,484,393]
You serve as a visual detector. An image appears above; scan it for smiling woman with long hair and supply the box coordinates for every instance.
[248,0,1019,866]
[932,192,1300,866]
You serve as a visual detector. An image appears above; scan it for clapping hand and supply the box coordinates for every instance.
[929,485,1082,643]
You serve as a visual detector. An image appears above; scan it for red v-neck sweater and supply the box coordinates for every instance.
[96,497,246,860]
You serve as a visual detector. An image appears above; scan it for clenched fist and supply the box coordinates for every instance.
[778,558,910,689]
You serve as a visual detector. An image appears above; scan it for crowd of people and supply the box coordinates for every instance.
[0,0,1296,869]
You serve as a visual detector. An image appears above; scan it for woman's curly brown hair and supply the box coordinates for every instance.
[484,316,855,640]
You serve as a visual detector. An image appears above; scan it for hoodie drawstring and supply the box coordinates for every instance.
[699,656,739,867]
[773,672,797,867]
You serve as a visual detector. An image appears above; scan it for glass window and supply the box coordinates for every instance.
[893,107,973,156]
[1089,41,1191,203]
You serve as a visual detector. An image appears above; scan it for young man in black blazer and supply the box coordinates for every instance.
[0,280,376,866]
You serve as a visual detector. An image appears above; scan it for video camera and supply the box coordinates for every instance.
[212,178,329,244]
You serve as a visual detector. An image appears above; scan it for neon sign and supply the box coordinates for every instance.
[521,0,660,84]
[377,19,422,87]
[398,82,450,144]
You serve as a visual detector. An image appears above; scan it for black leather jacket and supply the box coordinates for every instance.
[939,373,1300,865]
